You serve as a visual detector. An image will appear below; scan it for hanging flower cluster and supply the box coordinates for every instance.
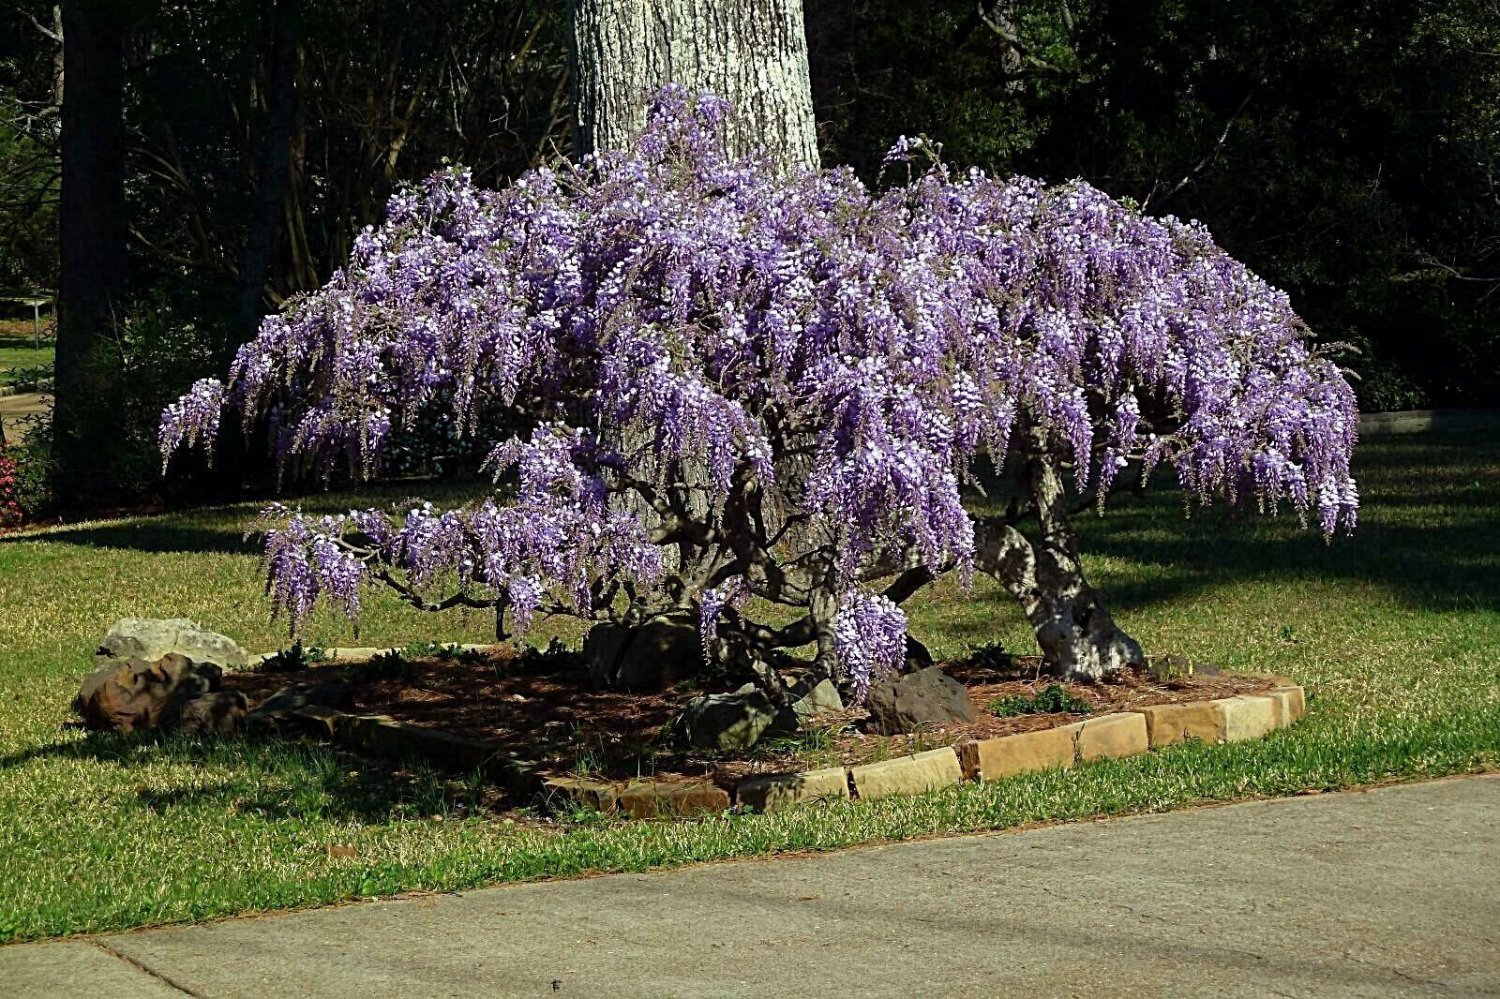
[163,85,1358,675]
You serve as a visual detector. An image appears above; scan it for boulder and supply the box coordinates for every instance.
[864,666,975,735]
[73,654,223,732]
[177,691,250,737]
[585,616,703,692]
[677,685,777,751]
[98,618,247,671]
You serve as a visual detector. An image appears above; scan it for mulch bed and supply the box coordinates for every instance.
[223,649,1278,789]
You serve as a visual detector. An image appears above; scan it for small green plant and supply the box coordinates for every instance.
[988,683,1092,718]
[967,639,1014,670]
[350,649,417,682]
[10,362,52,392]
[1148,654,1193,682]
[255,640,318,673]
[515,636,582,672]
[401,640,451,661]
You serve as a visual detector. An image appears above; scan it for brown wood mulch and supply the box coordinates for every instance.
[222,650,1277,788]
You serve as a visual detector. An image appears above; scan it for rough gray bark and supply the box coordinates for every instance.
[570,0,819,169]
[974,424,1144,681]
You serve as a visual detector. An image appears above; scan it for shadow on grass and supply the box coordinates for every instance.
[1,727,500,824]
[0,522,261,557]
[1077,428,1499,616]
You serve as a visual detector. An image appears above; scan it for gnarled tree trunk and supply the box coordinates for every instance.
[570,0,818,169]
[974,423,1143,681]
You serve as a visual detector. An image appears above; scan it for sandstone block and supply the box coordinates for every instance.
[617,780,731,818]
[959,722,1081,782]
[1137,700,1225,747]
[1220,695,1280,742]
[1269,685,1306,724]
[849,748,963,801]
[543,777,620,813]
[1076,712,1149,762]
[735,767,851,812]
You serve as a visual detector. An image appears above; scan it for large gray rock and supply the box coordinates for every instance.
[677,685,778,752]
[73,654,223,732]
[865,666,975,735]
[585,616,703,692]
[98,618,247,671]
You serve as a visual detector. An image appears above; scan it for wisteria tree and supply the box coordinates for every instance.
[162,88,1358,702]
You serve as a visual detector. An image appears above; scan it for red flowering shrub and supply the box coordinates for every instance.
[0,450,24,528]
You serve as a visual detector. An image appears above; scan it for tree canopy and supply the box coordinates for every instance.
[163,89,1357,691]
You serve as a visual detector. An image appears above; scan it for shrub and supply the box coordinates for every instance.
[1,414,52,523]
[0,449,23,528]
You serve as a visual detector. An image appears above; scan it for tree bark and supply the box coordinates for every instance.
[55,0,129,507]
[975,425,1144,681]
[570,0,819,169]
[230,0,300,363]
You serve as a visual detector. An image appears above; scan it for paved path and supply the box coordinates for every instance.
[0,390,49,441]
[4,776,1498,997]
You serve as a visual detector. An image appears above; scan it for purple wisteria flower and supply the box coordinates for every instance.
[163,85,1358,691]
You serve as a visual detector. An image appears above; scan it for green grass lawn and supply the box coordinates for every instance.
[1,429,1496,943]
[0,322,54,385]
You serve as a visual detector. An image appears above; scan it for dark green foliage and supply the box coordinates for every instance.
[988,683,1092,717]
[967,640,1014,671]
[3,413,52,519]
[254,640,327,673]
[514,637,583,673]
[8,362,50,392]
[806,0,1500,408]
[350,650,417,682]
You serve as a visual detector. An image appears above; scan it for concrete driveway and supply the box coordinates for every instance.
[4,774,1497,997]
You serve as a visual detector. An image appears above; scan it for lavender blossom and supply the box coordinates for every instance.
[163,86,1359,680]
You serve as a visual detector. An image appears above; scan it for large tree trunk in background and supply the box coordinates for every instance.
[570,0,818,696]
[55,0,129,508]
[975,424,1144,681]
[230,0,300,363]
[570,0,819,169]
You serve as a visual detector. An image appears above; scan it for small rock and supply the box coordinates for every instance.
[253,684,356,716]
[177,691,250,737]
[792,678,843,723]
[771,677,845,734]
[677,687,777,751]
[585,616,703,692]
[864,666,975,735]
[74,654,223,732]
[98,618,248,671]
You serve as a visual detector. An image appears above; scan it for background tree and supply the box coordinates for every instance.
[571,0,817,167]
[806,0,1500,410]
[53,0,138,505]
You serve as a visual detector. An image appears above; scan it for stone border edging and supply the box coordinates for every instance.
[246,647,1306,819]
